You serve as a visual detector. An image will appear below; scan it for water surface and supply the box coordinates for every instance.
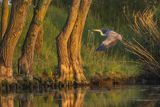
[1,85,160,107]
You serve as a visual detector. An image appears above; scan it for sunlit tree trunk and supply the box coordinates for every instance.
[18,0,51,77]
[33,0,44,57]
[35,25,44,56]
[0,0,31,80]
[69,0,92,84]
[57,0,92,84]
[56,0,81,84]
[0,0,9,40]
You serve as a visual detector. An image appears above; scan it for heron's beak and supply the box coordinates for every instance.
[92,29,105,36]
[92,29,103,36]
[92,29,101,32]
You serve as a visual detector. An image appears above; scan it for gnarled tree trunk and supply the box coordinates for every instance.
[35,25,44,56]
[56,0,92,84]
[0,0,9,40]
[56,0,81,84]
[18,0,51,77]
[0,0,32,80]
[34,0,44,57]
[69,0,92,84]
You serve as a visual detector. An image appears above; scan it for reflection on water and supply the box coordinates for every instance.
[1,94,14,107]
[1,86,160,107]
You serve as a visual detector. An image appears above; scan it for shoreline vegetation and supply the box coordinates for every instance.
[0,72,159,93]
[0,0,160,91]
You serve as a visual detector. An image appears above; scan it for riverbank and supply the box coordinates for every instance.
[0,71,159,92]
[91,71,160,89]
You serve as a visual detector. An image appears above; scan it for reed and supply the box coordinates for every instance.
[123,8,160,75]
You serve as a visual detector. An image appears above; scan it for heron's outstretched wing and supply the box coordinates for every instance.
[96,31,120,51]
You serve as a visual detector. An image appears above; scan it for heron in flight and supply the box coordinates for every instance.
[93,28,122,51]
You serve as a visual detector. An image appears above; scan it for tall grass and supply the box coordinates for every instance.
[124,8,160,76]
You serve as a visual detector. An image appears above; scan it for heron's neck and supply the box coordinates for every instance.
[96,30,105,36]
[93,29,106,36]
[100,31,105,36]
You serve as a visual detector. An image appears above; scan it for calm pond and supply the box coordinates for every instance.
[1,85,160,107]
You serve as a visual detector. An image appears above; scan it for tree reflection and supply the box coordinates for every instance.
[2,86,160,107]
[138,90,160,107]
[18,94,33,107]
[58,88,87,107]
[0,94,14,107]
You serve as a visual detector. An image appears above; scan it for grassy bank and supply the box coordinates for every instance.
[16,5,141,79]
[0,3,143,81]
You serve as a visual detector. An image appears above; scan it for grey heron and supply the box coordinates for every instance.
[93,28,122,51]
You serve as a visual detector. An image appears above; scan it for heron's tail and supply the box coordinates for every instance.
[121,37,129,45]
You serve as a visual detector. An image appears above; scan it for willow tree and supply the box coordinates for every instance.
[35,25,44,56]
[0,0,9,39]
[56,0,81,84]
[33,0,44,56]
[18,0,51,76]
[0,0,31,79]
[56,0,92,84]
[69,0,92,84]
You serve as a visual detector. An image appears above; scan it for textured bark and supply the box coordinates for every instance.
[77,0,92,65]
[0,0,9,39]
[0,0,31,79]
[69,0,92,84]
[33,0,44,56]
[18,0,51,76]
[56,0,81,84]
[35,25,43,56]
